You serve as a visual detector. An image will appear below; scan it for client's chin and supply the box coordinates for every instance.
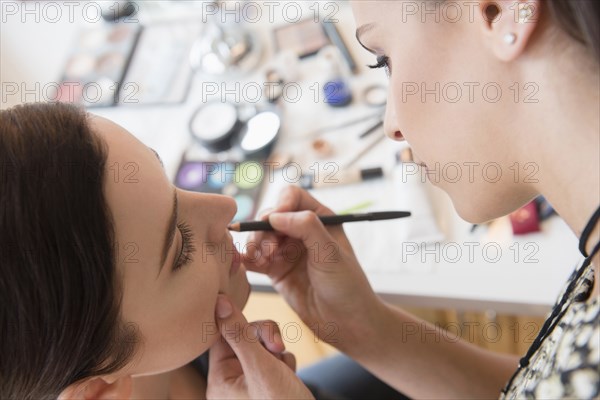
[226,265,251,311]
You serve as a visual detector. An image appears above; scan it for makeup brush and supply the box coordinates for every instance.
[227,211,411,232]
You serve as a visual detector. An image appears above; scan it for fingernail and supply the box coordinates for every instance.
[269,213,285,227]
[261,241,271,257]
[254,248,263,265]
[215,296,233,319]
[248,324,259,341]
[274,331,284,348]
[246,244,256,259]
[258,207,274,219]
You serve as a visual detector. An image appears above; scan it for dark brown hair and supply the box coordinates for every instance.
[0,102,137,399]
[546,0,599,61]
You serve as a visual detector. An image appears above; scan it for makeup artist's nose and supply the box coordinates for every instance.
[384,93,404,142]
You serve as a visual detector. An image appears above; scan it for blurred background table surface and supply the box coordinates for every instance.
[1,0,582,316]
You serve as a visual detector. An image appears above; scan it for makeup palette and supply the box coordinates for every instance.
[273,18,331,59]
[55,22,141,107]
[55,20,201,107]
[174,160,268,222]
[179,99,283,222]
[273,19,356,72]
[120,21,201,105]
[188,102,281,157]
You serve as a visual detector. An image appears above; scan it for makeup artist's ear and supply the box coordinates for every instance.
[479,0,542,62]
[58,375,133,399]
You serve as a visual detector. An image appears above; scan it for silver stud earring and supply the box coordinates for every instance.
[518,4,533,23]
[503,33,517,45]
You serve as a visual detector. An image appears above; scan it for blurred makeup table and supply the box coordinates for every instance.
[1,1,582,316]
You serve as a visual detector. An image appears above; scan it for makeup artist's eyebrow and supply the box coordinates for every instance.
[355,22,377,54]
[158,187,178,277]
[356,22,376,54]
[356,22,376,39]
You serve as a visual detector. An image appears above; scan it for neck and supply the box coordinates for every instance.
[524,49,600,298]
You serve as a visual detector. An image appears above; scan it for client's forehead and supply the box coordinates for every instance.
[88,115,172,277]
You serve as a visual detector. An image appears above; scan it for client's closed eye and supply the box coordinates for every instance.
[173,222,196,271]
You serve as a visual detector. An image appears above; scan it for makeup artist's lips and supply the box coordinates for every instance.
[412,158,427,168]
[411,151,427,168]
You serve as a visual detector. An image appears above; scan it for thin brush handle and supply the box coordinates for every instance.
[229,211,411,232]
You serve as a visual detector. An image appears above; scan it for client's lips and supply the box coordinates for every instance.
[230,245,241,276]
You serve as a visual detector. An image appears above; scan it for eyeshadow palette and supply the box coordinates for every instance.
[120,21,201,105]
[55,20,201,107]
[54,22,141,107]
[174,159,268,222]
[273,18,331,59]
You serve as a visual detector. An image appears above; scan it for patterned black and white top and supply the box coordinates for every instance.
[499,253,599,399]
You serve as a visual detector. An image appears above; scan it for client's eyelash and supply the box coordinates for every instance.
[174,222,196,271]
[367,55,391,76]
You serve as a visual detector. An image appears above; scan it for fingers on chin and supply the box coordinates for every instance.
[251,321,285,352]
[281,352,297,371]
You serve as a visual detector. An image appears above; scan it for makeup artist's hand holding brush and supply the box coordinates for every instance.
[242,186,386,352]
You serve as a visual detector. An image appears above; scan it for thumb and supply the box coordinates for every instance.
[212,294,267,370]
[268,211,335,245]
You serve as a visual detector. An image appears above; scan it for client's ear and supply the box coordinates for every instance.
[58,375,133,399]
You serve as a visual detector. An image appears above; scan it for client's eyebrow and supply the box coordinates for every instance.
[148,146,178,276]
[159,188,178,276]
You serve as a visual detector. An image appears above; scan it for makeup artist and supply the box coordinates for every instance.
[207,1,599,399]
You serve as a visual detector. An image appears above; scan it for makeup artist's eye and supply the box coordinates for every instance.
[173,222,196,271]
[367,55,391,77]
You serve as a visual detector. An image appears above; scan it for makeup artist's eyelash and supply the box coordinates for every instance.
[367,55,391,76]
[174,222,196,271]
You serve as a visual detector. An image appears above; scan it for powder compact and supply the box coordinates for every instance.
[189,102,281,156]
[189,101,242,153]
[238,111,281,156]
[363,84,387,107]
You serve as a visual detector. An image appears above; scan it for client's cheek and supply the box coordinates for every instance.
[198,316,221,350]
[229,267,250,310]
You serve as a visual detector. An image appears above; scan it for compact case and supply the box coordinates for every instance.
[188,101,281,157]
